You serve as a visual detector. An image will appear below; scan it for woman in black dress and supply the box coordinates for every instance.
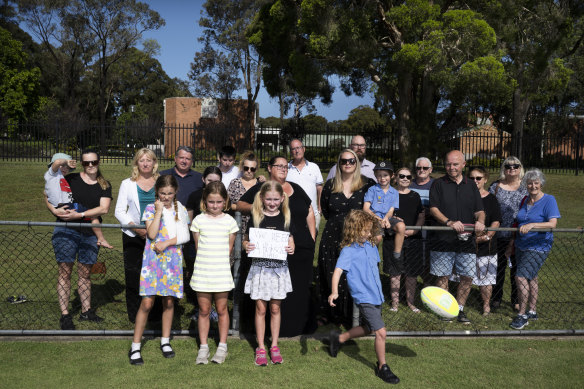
[237,156,316,336]
[318,149,375,326]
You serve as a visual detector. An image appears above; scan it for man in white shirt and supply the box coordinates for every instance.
[326,135,377,182]
[286,139,324,230]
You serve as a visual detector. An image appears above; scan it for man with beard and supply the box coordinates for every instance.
[326,135,377,182]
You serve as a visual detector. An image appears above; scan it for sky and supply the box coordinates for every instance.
[140,1,375,121]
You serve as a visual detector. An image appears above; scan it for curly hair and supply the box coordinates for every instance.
[340,210,380,248]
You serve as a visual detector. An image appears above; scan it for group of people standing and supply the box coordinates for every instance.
[44,136,560,372]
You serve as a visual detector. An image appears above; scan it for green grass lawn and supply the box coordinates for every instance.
[0,337,583,388]
[0,160,583,332]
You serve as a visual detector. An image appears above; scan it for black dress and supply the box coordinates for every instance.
[317,176,375,325]
[239,181,316,336]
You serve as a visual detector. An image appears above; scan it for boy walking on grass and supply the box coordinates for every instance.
[328,210,400,384]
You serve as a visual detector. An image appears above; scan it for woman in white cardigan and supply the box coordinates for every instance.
[115,148,158,323]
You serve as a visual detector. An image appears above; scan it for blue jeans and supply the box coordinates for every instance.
[52,226,99,265]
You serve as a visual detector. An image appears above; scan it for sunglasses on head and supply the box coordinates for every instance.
[398,174,412,180]
[505,164,521,170]
[82,160,99,167]
[469,176,483,181]
[243,166,256,172]
[340,158,357,165]
[416,166,430,171]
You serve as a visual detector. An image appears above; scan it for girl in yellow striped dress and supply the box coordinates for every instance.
[190,181,238,364]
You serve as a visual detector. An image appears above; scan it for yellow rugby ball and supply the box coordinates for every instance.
[421,286,459,319]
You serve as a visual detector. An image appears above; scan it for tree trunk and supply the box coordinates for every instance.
[512,87,531,159]
[396,71,413,163]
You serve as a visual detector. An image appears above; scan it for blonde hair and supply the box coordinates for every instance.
[131,148,159,181]
[155,175,179,221]
[200,181,230,213]
[331,149,366,193]
[340,210,380,248]
[238,150,259,171]
[497,156,524,181]
[251,181,291,230]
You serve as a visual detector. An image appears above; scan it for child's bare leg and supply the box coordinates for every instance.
[91,219,113,248]
[374,327,387,367]
[133,297,154,343]
[392,222,405,254]
[390,275,400,309]
[255,300,268,349]
[269,300,282,348]
[197,293,212,345]
[406,276,419,311]
[161,297,174,339]
[214,292,230,344]
[339,325,369,343]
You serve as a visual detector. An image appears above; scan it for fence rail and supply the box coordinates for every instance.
[2,121,584,174]
[1,220,583,335]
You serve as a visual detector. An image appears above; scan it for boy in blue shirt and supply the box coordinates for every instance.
[328,210,400,384]
[363,161,405,310]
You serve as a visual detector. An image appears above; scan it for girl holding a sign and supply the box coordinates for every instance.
[243,181,295,366]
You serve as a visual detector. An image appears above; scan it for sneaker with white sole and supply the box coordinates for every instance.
[270,346,283,364]
[211,346,228,364]
[196,347,210,364]
[254,348,267,366]
[526,311,538,320]
[510,314,529,330]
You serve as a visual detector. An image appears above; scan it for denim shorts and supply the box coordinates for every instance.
[358,303,385,332]
[52,226,99,265]
[515,249,549,280]
[430,251,476,278]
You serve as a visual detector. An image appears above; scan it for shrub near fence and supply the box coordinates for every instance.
[1,221,583,334]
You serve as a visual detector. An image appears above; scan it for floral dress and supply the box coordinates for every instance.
[139,203,186,298]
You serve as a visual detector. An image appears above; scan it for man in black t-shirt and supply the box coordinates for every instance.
[429,150,485,324]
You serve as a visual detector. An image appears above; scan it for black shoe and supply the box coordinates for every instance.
[329,330,340,358]
[160,343,175,358]
[79,309,104,323]
[376,363,400,384]
[129,349,144,365]
[60,314,75,330]
[457,310,470,324]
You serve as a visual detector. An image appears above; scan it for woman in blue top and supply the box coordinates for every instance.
[509,169,560,330]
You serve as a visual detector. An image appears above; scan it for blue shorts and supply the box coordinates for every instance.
[52,226,99,265]
[515,249,549,280]
[430,251,476,278]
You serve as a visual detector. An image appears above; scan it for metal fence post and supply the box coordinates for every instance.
[231,211,243,336]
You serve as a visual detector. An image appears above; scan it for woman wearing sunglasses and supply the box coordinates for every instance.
[227,151,264,235]
[468,166,501,315]
[48,149,112,330]
[318,149,376,326]
[387,167,425,313]
[488,156,527,311]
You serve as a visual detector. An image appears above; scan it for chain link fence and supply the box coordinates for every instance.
[1,221,583,335]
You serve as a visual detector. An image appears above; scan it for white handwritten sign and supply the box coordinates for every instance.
[248,228,290,261]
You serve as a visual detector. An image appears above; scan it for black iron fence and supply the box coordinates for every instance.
[1,120,583,173]
[1,221,582,334]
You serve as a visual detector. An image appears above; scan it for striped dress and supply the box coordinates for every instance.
[190,213,239,292]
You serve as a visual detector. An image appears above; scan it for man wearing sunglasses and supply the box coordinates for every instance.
[286,139,324,230]
[326,135,377,182]
[429,150,485,324]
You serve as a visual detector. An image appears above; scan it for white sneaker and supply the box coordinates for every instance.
[196,347,210,365]
[211,346,228,364]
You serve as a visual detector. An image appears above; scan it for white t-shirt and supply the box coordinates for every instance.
[44,167,73,207]
[219,165,240,189]
[286,159,323,214]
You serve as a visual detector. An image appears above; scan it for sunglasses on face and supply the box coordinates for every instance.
[271,164,288,170]
[416,166,430,171]
[469,176,483,181]
[82,160,99,167]
[243,166,256,172]
[398,174,412,180]
[340,158,357,165]
[505,164,521,170]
